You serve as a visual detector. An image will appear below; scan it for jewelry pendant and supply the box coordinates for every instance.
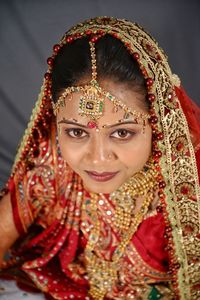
[79,85,104,119]
[87,256,118,300]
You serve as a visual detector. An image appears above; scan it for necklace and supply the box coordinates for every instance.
[85,160,157,299]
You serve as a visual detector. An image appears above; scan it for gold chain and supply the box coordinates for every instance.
[85,161,157,299]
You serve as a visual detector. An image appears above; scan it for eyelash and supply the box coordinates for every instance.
[65,128,88,139]
[110,129,135,140]
[64,128,136,140]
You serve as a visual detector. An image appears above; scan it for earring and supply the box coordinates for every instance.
[111,158,157,231]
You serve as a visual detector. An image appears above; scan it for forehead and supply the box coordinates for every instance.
[56,80,147,124]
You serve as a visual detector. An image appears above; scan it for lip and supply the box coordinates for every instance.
[85,170,119,182]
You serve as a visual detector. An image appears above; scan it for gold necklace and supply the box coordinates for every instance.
[85,160,157,299]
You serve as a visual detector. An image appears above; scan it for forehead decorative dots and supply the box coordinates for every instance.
[52,39,150,129]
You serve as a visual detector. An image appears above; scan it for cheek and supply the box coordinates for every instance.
[118,131,152,170]
[58,138,82,170]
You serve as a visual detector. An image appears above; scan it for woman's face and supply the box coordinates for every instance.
[57,80,152,193]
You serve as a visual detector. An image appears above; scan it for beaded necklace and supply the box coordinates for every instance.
[84,161,157,299]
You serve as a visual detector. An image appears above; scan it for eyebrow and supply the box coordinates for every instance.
[105,120,139,128]
[58,119,88,128]
[57,119,140,128]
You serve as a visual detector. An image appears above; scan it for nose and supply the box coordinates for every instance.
[87,134,116,164]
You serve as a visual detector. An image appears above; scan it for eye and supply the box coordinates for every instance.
[65,128,88,138]
[110,129,135,140]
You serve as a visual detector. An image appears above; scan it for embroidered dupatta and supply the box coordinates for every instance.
[0,17,200,299]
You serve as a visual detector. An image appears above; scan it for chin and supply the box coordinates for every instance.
[84,186,117,194]
[83,181,121,194]
[79,171,127,194]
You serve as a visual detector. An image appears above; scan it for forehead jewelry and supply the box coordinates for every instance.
[52,41,150,129]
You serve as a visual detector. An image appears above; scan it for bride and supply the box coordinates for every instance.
[0,16,199,300]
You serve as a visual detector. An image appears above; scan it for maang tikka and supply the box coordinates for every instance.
[52,40,150,129]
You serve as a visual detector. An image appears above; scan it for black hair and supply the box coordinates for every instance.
[51,35,147,108]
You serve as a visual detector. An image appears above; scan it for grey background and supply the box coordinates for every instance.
[0,0,200,188]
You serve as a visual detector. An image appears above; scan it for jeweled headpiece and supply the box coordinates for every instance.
[52,40,149,129]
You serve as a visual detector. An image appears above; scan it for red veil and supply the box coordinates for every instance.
[176,86,200,175]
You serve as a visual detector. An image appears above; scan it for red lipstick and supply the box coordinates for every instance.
[85,171,119,182]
